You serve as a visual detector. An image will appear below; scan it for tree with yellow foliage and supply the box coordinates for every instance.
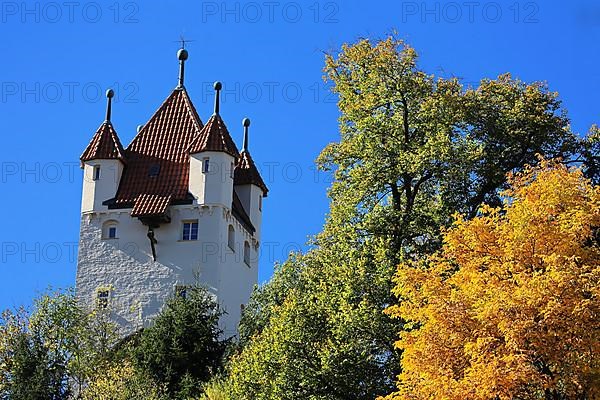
[385,160,600,400]
[82,361,167,400]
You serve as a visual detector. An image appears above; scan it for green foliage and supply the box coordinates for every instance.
[199,376,231,400]
[1,286,226,400]
[132,286,227,399]
[227,236,400,400]
[81,360,168,400]
[580,124,600,184]
[0,289,119,399]
[224,36,596,399]
[319,36,580,255]
[4,329,66,400]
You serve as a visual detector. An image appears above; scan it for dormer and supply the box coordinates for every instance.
[80,89,126,213]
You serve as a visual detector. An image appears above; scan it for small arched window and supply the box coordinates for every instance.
[102,220,118,239]
[243,241,251,267]
[228,225,235,251]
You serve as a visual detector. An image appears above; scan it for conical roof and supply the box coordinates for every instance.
[235,150,268,196]
[80,122,126,165]
[188,113,240,158]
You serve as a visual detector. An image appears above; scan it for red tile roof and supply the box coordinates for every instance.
[86,86,265,227]
[113,88,204,210]
[80,122,126,165]
[131,193,173,217]
[188,114,240,158]
[235,150,268,196]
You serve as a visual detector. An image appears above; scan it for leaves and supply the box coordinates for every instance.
[223,36,596,400]
[132,285,227,399]
[385,160,600,400]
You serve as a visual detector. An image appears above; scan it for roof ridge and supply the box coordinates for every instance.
[113,87,207,214]
[127,88,203,150]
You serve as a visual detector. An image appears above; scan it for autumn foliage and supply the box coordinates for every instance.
[385,160,600,400]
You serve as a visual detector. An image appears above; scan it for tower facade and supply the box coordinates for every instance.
[76,50,268,337]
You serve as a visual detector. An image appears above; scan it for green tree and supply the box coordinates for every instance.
[225,36,596,399]
[0,309,67,400]
[82,361,168,400]
[229,240,398,400]
[319,37,580,256]
[132,285,227,399]
[0,289,119,399]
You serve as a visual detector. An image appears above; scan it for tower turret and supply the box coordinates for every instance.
[188,82,240,208]
[80,89,126,212]
[234,118,268,238]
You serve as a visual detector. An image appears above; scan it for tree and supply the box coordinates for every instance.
[224,36,592,399]
[132,285,227,399]
[320,36,580,257]
[384,160,600,400]
[228,241,399,400]
[0,289,119,400]
[0,308,67,400]
[81,361,167,400]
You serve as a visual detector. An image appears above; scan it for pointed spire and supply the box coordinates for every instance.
[242,118,251,152]
[177,48,188,89]
[213,81,222,115]
[105,89,114,122]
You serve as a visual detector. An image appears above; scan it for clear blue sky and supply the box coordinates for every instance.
[0,0,598,310]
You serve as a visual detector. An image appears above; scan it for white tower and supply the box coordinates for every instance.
[76,49,268,337]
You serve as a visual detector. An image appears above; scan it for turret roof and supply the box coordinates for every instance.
[234,150,268,196]
[188,113,240,157]
[80,122,126,165]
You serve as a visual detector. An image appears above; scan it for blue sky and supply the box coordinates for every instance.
[0,0,598,310]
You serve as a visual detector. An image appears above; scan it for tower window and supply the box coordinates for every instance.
[148,164,160,177]
[182,220,198,241]
[102,220,118,239]
[230,162,235,179]
[93,165,101,181]
[244,241,251,267]
[228,225,235,251]
[97,289,110,309]
[202,158,210,173]
[259,195,262,212]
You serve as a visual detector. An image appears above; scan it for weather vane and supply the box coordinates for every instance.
[175,35,195,49]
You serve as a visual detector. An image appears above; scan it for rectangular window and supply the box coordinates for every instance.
[258,195,262,212]
[97,289,109,309]
[202,158,210,173]
[182,221,198,241]
[244,241,251,267]
[108,226,117,239]
[230,162,235,179]
[93,165,101,181]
